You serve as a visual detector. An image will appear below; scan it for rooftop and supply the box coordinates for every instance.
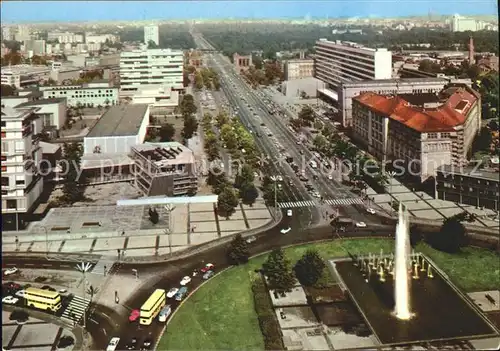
[86,104,149,138]
[132,142,194,167]
[15,98,66,108]
[353,85,479,133]
[437,164,499,182]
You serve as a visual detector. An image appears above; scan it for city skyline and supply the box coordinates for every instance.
[1,0,498,23]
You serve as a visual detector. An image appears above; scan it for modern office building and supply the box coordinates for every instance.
[144,25,160,46]
[47,31,84,44]
[120,49,184,94]
[40,83,119,107]
[351,84,481,182]
[449,14,494,32]
[1,105,44,230]
[131,85,180,109]
[284,59,315,81]
[337,77,472,126]
[130,142,198,197]
[436,164,499,211]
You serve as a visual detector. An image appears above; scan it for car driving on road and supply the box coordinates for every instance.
[166,288,179,298]
[180,276,191,286]
[3,267,18,276]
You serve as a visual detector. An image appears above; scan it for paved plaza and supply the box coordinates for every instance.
[2,310,75,351]
[2,200,272,257]
[366,178,499,228]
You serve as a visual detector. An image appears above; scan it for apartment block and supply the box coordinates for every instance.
[436,165,499,211]
[130,142,198,197]
[144,25,160,46]
[85,33,118,44]
[1,106,44,230]
[284,59,315,81]
[120,49,184,94]
[351,85,481,181]
[40,83,119,107]
[15,98,67,130]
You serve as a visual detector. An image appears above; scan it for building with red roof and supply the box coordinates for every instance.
[352,84,481,181]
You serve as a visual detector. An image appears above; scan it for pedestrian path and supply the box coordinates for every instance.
[90,257,116,276]
[278,198,363,209]
[61,295,91,325]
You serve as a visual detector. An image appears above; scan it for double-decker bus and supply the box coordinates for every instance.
[140,289,166,325]
[24,288,62,312]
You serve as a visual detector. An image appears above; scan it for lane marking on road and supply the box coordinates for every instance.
[61,264,70,268]
[25,263,35,266]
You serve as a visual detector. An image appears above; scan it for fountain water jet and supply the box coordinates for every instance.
[394,203,412,320]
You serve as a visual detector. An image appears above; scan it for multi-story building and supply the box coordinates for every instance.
[351,84,481,181]
[120,49,184,95]
[450,14,492,32]
[284,59,315,80]
[85,33,118,44]
[1,105,44,230]
[14,98,67,130]
[23,39,46,56]
[436,164,499,211]
[47,32,84,44]
[15,25,31,42]
[337,77,472,126]
[1,65,52,88]
[144,25,159,46]
[131,85,180,109]
[130,142,198,197]
[1,70,21,88]
[40,83,119,107]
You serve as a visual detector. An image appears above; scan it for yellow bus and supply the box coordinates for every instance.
[140,289,166,325]
[24,288,62,312]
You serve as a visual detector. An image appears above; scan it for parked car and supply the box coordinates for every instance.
[366,208,376,215]
[166,288,179,298]
[3,268,18,276]
[175,287,188,302]
[280,227,291,235]
[201,263,214,273]
[180,276,191,286]
[2,296,19,305]
[355,222,367,228]
[202,271,215,280]
[106,337,120,351]
[128,309,140,322]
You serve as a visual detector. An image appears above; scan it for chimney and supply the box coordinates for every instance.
[468,36,474,64]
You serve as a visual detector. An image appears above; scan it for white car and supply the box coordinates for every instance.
[366,208,376,215]
[167,288,179,298]
[286,210,293,217]
[355,222,367,228]
[2,296,19,305]
[180,276,192,286]
[312,192,321,198]
[277,175,283,182]
[106,337,120,351]
[15,290,26,298]
[245,236,257,244]
[3,267,18,276]
[280,227,291,235]
[327,175,333,180]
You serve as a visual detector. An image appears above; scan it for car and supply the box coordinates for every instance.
[277,175,283,182]
[3,268,18,276]
[41,285,56,291]
[175,287,188,301]
[327,175,333,180]
[15,290,26,298]
[366,208,376,215]
[106,337,120,351]
[286,209,293,217]
[202,271,215,280]
[245,236,257,244]
[355,222,367,228]
[126,337,138,350]
[58,288,68,294]
[141,339,153,350]
[128,309,140,322]
[166,288,179,298]
[312,192,321,198]
[280,227,291,235]
[180,276,191,286]
[201,263,214,273]
[2,296,19,305]
[158,305,172,322]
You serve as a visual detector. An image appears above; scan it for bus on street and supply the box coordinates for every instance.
[140,289,166,325]
[24,288,62,312]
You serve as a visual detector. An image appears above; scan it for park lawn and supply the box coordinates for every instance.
[159,238,499,350]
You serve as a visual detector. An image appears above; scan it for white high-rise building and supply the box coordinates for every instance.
[120,48,184,94]
[450,14,489,32]
[1,106,44,230]
[144,25,159,46]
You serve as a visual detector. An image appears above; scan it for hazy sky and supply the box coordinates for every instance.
[1,1,498,23]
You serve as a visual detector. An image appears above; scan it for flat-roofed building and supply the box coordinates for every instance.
[83,104,150,155]
[351,85,481,181]
[40,84,119,107]
[14,98,67,130]
[130,142,198,197]
[436,164,499,211]
[131,85,180,109]
[1,105,44,230]
[285,59,314,80]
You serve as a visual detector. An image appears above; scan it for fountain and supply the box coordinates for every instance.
[394,203,412,320]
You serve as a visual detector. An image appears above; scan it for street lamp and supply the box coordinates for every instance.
[75,261,92,334]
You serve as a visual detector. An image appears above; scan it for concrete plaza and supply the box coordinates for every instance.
[2,200,272,257]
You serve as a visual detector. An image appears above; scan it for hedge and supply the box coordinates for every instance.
[251,275,285,350]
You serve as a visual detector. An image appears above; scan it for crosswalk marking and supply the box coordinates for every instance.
[277,198,363,209]
[61,295,91,325]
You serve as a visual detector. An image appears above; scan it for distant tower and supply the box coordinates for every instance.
[468,36,475,64]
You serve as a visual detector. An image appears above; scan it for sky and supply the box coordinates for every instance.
[1,0,498,23]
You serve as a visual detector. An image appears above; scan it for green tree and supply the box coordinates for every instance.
[194,72,204,90]
[312,134,327,152]
[239,183,259,206]
[298,105,314,127]
[262,248,296,294]
[147,40,159,49]
[215,111,230,128]
[204,133,220,161]
[182,115,198,140]
[207,168,230,194]
[60,142,86,204]
[261,183,285,207]
[159,123,176,142]
[428,217,467,253]
[418,59,442,74]
[217,186,240,219]
[293,250,326,287]
[180,94,197,116]
[234,164,255,189]
[227,233,250,265]
[220,124,238,150]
